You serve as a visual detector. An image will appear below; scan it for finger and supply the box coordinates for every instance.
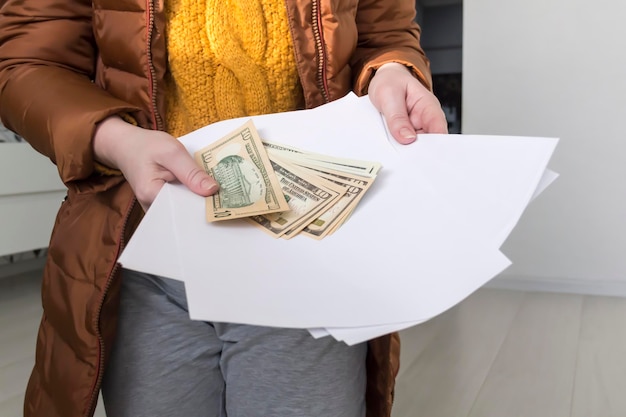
[380,97,418,145]
[167,148,220,196]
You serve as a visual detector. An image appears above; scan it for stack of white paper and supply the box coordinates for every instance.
[119,93,558,345]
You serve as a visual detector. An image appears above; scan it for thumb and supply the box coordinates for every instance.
[185,166,220,197]
[168,151,220,196]
[380,100,417,145]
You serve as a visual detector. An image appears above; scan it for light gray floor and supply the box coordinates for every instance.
[2,269,626,417]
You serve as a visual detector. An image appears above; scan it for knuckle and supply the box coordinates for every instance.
[185,167,206,186]
[386,112,409,128]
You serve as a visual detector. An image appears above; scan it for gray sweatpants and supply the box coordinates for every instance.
[101,269,367,417]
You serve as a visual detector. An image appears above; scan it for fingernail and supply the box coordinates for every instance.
[400,128,416,140]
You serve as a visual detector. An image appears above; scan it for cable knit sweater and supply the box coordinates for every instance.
[165,0,304,137]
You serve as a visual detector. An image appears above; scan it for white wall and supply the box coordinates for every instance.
[464,0,626,288]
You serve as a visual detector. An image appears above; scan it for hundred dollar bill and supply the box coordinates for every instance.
[246,158,344,238]
[194,120,289,222]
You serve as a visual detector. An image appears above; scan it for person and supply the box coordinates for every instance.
[0,1,448,417]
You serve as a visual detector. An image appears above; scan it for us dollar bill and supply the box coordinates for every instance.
[296,166,374,239]
[246,158,344,238]
[263,140,381,177]
[194,120,289,222]
[262,140,380,238]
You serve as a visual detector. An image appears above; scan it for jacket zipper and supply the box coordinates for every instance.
[85,1,159,414]
[84,197,136,417]
[146,0,164,131]
[311,0,330,103]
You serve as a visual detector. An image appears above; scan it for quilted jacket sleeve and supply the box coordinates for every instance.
[0,0,138,184]
[351,0,432,94]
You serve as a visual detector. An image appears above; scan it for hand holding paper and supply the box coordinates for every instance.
[93,116,219,210]
[369,62,449,142]
[119,93,558,345]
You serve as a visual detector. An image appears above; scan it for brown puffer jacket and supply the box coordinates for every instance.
[0,1,432,416]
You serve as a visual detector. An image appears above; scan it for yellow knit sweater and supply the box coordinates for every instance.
[165,0,304,138]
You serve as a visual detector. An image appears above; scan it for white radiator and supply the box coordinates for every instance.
[0,142,66,257]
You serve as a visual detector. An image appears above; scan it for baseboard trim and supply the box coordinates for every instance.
[486,275,626,298]
[0,256,46,280]
[2,258,625,298]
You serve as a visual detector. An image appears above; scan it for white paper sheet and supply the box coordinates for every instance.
[119,93,558,343]
[319,167,559,343]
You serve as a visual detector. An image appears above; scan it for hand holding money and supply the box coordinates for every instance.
[194,120,289,221]
[194,120,380,239]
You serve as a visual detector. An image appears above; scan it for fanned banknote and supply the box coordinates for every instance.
[263,140,381,178]
[194,119,380,237]
[262,142,379,238]
[194,120,289,222]
[293,166,374,239]
[246,159,345,238]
